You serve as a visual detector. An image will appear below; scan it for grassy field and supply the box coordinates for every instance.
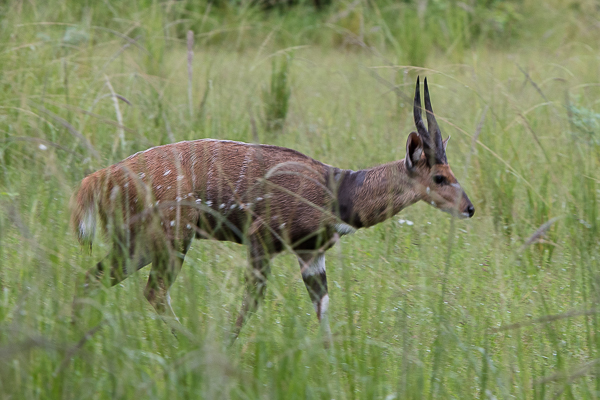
[1,0,600,398]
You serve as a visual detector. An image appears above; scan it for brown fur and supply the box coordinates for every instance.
[71,140,339,252]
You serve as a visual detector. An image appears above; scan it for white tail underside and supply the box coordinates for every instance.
[79,206,96,242]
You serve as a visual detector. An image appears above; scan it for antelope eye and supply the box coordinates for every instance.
[433,175,446,185]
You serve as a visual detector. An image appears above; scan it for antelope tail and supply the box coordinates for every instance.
[70,174,99,248]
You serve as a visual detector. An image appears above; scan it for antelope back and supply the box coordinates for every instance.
[80,139,336,248]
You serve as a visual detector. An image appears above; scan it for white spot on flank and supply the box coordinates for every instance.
[170,220,175,226]
[195,199,202,204]
[186,224,192,229]
[167,186,172,190]
[156,185,162,189]
[124,182,129,188]
[256,197,263,201]
[431,201,436,206]
[299,254,326,277]
[334,223,356,235]
[219,203,225,209]
[164,170,171,176]
[398,219,414,226]
[38,144,47,151]
[138,172,145,179]
[230,204,237,209]
[205,200,213,206]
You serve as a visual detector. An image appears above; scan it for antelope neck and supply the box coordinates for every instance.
[331,160,422,229]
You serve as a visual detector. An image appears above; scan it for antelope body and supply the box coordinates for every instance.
[71,77,474,341]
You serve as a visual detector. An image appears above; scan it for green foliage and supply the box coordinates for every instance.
[1,0,600,399]
[568,103,600,146]
[262,55,292,132]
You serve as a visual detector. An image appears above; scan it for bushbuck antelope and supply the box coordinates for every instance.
[71,77,474,341]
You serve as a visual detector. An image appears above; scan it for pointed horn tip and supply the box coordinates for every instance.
[414,79,421,107]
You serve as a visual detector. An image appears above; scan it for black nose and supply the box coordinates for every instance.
[467,205,475,218]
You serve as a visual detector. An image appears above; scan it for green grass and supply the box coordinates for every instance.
[1,0,600,398]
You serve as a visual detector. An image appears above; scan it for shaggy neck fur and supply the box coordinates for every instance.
[336,160,423,229]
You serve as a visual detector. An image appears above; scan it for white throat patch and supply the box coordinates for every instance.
[334,223,356,236]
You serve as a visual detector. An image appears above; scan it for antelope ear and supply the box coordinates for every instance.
[405,131,423,172]
[443,136,450,151]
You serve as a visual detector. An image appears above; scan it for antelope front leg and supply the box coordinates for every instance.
[298,252,332,347]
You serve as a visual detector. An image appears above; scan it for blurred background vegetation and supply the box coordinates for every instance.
[1,0,600,399]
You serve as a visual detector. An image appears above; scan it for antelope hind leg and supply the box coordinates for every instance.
[230,238,272,343]
[144,249,186,333]
[72,246,151,325]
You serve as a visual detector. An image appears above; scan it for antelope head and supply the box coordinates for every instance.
[404,77,475,219]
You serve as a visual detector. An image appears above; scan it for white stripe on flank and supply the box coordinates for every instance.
[234,149,253,194]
